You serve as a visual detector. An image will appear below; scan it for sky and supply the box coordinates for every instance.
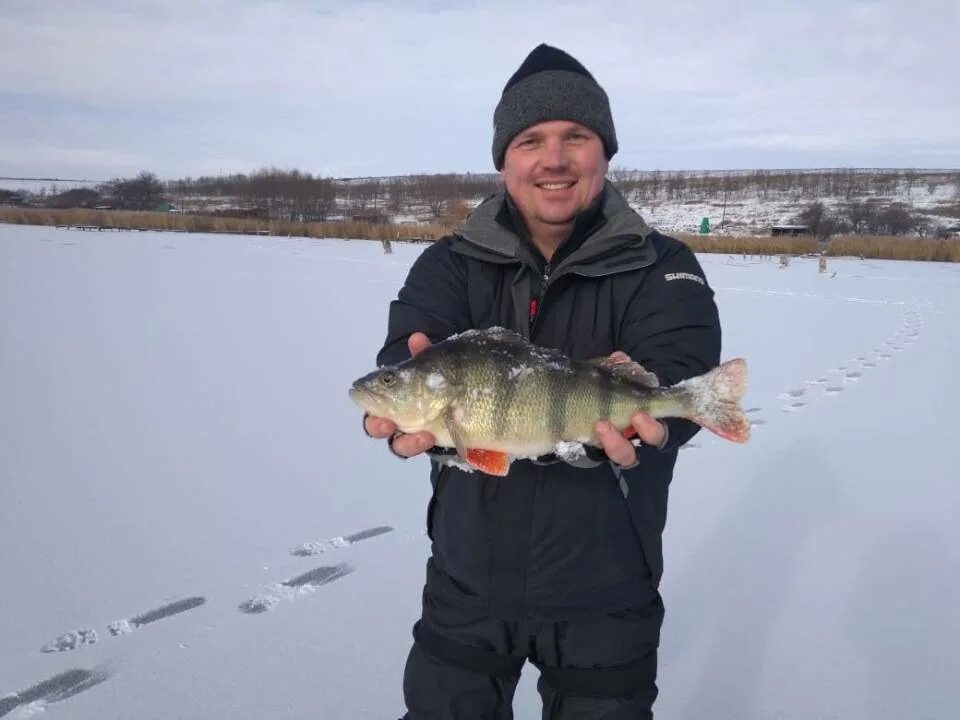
[1,0,959,184]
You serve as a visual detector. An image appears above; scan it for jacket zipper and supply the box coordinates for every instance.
[528,262,551,330]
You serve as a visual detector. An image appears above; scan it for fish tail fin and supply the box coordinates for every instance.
[686,358,750,443]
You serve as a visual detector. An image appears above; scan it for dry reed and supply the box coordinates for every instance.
[3,208,957,261]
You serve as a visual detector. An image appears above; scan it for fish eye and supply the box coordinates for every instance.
[380,371,397,387]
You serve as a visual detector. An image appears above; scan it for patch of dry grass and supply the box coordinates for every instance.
[824,234,960,262]
[679,233,820,256]
[0,208,450,242]
[3,208,957,261]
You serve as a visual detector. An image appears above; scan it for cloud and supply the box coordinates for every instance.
[1,0,957,180]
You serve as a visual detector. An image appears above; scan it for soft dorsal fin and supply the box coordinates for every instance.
[589,357,660,388]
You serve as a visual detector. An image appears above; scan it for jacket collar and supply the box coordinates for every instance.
[451,181,657,277]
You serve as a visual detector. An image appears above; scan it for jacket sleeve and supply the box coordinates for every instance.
[376,238,473,367]
[619,236,722,451]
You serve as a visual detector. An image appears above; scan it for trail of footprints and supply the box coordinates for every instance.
[682,307,924,447]
[679,307,922,446]
[8,525,394,715]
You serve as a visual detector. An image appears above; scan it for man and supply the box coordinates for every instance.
[364,44,721,719]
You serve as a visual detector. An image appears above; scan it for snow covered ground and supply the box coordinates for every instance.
[1,224,958,719]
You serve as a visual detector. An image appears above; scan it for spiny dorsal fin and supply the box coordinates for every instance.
[449,327,528,345]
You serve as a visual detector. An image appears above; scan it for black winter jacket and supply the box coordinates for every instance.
[377,183,721,620]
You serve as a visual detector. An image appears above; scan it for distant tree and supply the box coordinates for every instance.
[413,174,460,218]
[387,177,407,213]
[608,166,637,201]
[49,188,102,209]
[797,202,825,232]
[876,204,918,235]
[842,201,877,234]
[0,189,25,206]
[796,201,848,240]
[103,171,165,210]
[354,180,385,214]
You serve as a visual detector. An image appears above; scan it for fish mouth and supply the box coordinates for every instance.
[348,383,387,414]
[348,384,373,408]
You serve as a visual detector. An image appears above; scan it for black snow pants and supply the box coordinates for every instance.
[400,585,664,720]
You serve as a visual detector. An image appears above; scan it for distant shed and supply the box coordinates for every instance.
[771,224,810,237]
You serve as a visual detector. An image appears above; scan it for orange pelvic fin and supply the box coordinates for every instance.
[465,449,510,476]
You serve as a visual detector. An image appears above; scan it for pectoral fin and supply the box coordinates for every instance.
[441,406,469,459]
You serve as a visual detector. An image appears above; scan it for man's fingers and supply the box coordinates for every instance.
[608,351,631,364]
[409,332,432,357]
[364,414,396,439]
[594,421,637,467]
[631,412,666,447]
[390,431,436,458]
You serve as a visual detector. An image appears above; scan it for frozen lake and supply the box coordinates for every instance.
[1,224,958,719]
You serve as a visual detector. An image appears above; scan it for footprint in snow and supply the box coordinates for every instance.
[749,418,767,428]
[41,629,98,654]
[861,361,877,368]
[777,389,806,400]
[824,386,844,396]
[745,407,763,415]
[108,597,206,637]
[781,401,807,412]
[291,525,394,557]
[0,667,110,719]
[845,371,863,381]
[41,597,205,653]
[238,563,354,615]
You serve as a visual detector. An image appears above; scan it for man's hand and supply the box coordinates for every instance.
[362,332,436,458]
[592,350,666,466]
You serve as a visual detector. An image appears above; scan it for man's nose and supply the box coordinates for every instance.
[540,138,569,169]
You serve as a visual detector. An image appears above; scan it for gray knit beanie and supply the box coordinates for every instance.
[492,44,617,170]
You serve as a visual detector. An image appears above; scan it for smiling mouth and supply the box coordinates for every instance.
[537,181,576,191]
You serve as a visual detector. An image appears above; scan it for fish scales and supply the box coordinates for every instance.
[425,338,671,454]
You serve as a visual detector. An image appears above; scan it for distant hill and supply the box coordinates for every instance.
[4,168,958,237]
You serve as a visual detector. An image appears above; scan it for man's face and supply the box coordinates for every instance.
[500,120,608,234]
